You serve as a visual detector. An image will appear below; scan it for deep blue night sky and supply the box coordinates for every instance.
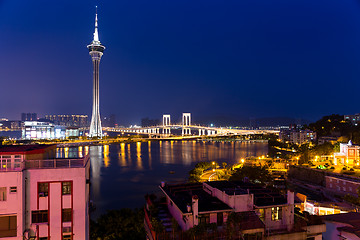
[1,0,360,125]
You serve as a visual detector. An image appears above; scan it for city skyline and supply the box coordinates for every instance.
[1,1,360,125]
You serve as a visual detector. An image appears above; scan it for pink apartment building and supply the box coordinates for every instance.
[0,145,90,240]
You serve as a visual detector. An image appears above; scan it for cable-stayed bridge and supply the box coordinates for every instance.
[104,113,279,137]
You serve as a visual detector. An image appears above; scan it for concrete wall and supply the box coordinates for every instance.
[26,166,89,240]
[0,171,24,240]
[203,183,253,212]
[166,197,192,231]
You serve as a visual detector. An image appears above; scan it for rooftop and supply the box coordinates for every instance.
[160,183,232,214]
[0,144,55,155]
[322,212,360,237]
[206,181,288,207]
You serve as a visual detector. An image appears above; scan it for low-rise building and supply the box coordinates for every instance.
[325,175,360,196]
[22,121,66,140]
[145,181,325,239]
[0,145,90,240]
[333,141,360,166]
[322,212,360,240]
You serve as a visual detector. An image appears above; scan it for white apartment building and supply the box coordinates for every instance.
[0,145,89,240]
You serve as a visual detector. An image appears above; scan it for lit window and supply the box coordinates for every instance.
[62,182,71,195]
[271,207,282,221]
[38,183,48,197]
[0,187,6,201]
[259,209,265,221]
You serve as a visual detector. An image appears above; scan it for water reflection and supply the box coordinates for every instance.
[119,143,126,167]
[56,141,268,217]
[148,141,152,169]
[136,142,143,170]
[103,145,110,168]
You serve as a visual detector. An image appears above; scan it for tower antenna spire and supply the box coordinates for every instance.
[87,6,105,138]
[93,6,100,43]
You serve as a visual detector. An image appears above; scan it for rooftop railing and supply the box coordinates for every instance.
[0,155,89,171]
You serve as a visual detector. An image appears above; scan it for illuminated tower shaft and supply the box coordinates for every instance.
[88,11,105,137]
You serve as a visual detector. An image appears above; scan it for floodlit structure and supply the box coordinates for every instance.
[22,121,66,140]
[182,113,191,135]
[333,140,360,166]
[162,114,171,135]
[0,145,90,239]
[87,9,105,138]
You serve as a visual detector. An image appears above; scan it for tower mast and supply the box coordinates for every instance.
[87,7,105,138]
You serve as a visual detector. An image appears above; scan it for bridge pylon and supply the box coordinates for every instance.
[162,114,171,136]
[182,113,191,136]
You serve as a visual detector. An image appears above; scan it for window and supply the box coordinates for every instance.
[62,209,72,222]
[199,214,210,224]
[39,237,48,240]
[63,226,71,233]
[63,235,72,240]
[217,212,223,226]
[14,159,21,169]
[0,187,6,201]
[259,209,265,221]
[9,187,17,193]
[38,183,48,197]
[62,182,71,195]
[271,207,282,221]
[32,210,48,223]
[0,215,17,238]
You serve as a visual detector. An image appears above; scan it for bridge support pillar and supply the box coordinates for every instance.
[182,128,191,136]
[162,127,171,135]
[199,129,206,136]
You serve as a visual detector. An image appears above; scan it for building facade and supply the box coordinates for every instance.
[22,121,66,140]
[279,128,316,145]
[44,115,88,128]
[21,113,37,122]
[333,141,360,166]
[0,145,89,240]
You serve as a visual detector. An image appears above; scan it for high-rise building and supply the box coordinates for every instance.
[21,113,37,121]
[0,144,90,239]
[87,10,105,138]
[45,115,88,127]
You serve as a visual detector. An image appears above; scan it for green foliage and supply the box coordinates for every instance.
[229,165,273,185]
[189,161,213,182]
[185,222,217,238]
[90,209,145,240]
[344,186,360,206]
[225,212,243,239]
[307,114,351,137]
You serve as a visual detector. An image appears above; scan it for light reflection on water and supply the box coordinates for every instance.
[56,140,267,219]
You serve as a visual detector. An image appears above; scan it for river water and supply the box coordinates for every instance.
[57,140,268,219]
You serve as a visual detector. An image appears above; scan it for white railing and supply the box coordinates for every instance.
[0,155,89,171]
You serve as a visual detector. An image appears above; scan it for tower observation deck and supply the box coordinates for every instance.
[87,9,105,138]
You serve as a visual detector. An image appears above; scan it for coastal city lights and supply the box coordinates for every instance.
[2,1,360,240]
